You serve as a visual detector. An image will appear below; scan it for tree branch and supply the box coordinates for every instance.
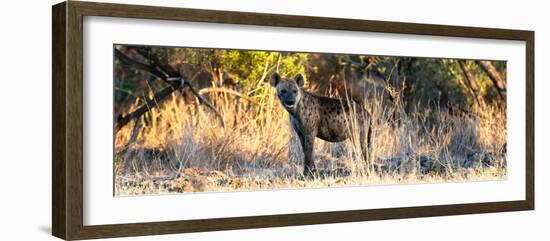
[131,47,180,77]
[185,81,225,127]
[476,60,506,101]
[458,60,484,107]
[114,47,225,131]
[114,48,169,81]
[198,87,259,105]
[115,85,182,131]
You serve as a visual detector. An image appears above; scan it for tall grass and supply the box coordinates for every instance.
[114,82,506,196]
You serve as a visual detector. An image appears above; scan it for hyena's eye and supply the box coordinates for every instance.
[292,90,297,94]
[281,89,287,94]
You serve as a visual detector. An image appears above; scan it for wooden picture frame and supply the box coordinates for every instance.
[52,1,534,240]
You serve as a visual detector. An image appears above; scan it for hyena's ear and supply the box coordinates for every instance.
[270,72,281,87]
[294,73,305,87]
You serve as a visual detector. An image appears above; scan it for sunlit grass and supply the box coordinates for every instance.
[114,83,506,196]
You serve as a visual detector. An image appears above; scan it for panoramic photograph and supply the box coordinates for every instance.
[113,44,507,196]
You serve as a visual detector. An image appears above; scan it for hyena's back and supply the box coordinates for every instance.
[300,92,365,143]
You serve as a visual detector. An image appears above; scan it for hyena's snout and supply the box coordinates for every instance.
[279,93,297,107]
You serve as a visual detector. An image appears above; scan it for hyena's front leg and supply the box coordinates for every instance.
[359,116,372,169]
[359,126,368,163]
[299,133,317,177]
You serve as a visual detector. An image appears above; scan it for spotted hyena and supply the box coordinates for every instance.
[270,72,371,177]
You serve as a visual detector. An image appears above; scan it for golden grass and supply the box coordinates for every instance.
[114,84,507,196]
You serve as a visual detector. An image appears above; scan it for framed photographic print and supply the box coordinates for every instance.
[52,1,534,240]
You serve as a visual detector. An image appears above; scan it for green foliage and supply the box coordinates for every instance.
[411,58,466,105]
[115,45,506,115]
[168,48,307,91]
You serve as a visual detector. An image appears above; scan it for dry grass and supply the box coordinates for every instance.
[114,84,507,196]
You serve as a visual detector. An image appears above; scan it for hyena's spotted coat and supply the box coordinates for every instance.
[270,72,371,177]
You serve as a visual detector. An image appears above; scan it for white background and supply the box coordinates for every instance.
[0,0,547,240]
[84,16,526,225]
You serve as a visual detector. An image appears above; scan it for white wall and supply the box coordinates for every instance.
[0,0,547,240]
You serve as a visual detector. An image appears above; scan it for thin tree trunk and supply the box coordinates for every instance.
[476,60,506,101]
[458,60,485,107]
[402,58,417,113]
